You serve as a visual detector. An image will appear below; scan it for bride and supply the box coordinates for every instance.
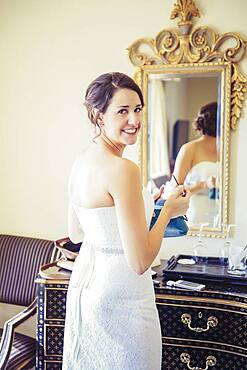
[62,72,190,370]
[172,102,220,227]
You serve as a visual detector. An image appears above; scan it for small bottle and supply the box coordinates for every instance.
[193,223,209,263]
[220,224,235,265]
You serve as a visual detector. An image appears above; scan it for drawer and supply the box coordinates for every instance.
[44,324,65,356]
[45,288,68,320]
[157,302,247,349]
[44,360,63,369]
[162,343,247,370]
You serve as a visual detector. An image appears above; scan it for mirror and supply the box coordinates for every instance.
[148,67,222,232]
[127,0,247,237]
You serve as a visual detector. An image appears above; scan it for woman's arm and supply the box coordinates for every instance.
[173,143,206,194]
[173,143,193,184]
[68,202,84,244]
[108,159,190,275]
[67,157,84,244]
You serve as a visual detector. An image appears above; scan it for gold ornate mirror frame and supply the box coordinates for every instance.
[127,0,247,237]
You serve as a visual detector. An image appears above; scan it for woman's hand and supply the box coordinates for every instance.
[206,176,217,189]
[188,180,207,194]
[162,185,191,219]
[152,184,165,202]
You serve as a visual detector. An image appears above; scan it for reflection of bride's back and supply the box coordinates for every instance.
[172,101,220,228]
[185,161,220,227]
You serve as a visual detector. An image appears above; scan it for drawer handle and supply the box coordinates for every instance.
[180,352,217,370]
[181,313,218,333]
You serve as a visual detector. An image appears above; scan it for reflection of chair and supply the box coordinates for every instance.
[152,174,170,189]
[172,119,189,166]
[0,234,57,369]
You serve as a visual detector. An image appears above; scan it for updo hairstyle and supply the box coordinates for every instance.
[193,102,217,137]
[84,72,144,136]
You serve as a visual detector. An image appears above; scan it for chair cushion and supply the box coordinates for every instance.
[0,234,54,306]
[0,328,36,370]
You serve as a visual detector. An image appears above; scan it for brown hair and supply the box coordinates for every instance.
[193,102,217,137]
[84,72,144,137]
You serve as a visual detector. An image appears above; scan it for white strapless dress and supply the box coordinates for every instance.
[62,189,162,370]
[185,161,220,227]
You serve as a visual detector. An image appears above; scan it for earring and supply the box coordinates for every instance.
[97,117,104,126]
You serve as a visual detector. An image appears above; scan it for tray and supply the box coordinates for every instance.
[39,261,72,280]
[162,254,247,286]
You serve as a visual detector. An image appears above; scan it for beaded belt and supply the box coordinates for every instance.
[83,240,124,255]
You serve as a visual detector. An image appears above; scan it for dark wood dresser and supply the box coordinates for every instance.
[36,263,247,369]
[154,263,247,370]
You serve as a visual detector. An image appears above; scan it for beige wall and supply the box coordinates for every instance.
[187,77,218,140]
[0,0,247,256]
[165,77,218,152]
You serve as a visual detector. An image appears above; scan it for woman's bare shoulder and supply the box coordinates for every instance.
[182,138,199,149]
[178,140,197,158]
[108,157,141,191]
[114,157,139,169]
[111,157,140,179]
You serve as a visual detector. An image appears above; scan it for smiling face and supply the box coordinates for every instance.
[98,88,142,147]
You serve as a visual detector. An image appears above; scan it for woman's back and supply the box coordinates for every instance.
[69,144,122,209]
[191,136,218,165]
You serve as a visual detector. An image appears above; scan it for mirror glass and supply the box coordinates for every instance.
[142,64,229,236]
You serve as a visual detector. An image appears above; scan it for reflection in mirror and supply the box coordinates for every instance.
[128,0,247,237]
[147,72,221,230]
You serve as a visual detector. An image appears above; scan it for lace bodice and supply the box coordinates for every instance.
[71,187,154,254]
[185,161,220,193]
[185,161,220,226]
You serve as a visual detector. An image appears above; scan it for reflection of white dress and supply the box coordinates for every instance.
[185,161,220,227]
[62,189,162,370]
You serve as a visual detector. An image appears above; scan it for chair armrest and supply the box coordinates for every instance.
[0,298,37,370]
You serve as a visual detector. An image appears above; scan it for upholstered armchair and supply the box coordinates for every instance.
[0,234,59,370]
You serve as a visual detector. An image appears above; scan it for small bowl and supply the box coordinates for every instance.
[55,237,82,261]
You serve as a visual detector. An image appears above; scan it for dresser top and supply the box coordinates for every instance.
[153,260,247,305]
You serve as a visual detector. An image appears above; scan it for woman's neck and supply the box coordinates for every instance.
[98,134,125,157]
[201,134,215,141]
[200,135,219,159]
[200,135,216,147]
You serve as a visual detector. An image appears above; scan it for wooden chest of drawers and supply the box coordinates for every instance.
[36,278,69,369]
[156,291,247,369]
[36,268,247,369]
[154,264,247,370]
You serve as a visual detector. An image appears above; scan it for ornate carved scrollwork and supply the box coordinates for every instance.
[170,0,200,26]
[127,0,247,129]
